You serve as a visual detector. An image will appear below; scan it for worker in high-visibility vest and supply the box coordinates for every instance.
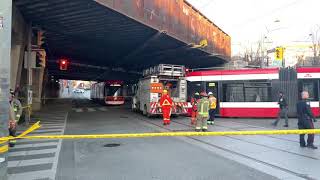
[8,90,17,147]
[207,92,217,125]
[191,92,200,125]
[196,92,210,131]
[159,89,173,125]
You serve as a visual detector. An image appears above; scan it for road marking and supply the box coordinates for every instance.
[12,142,59,149]
[8,111,67,180]
[52,112,68,180]
[75,108,83,112]
[8,163,53,174]
[8,157,54,167]
[87,107,96,112]
[8,148,57,157]
[98,107,108,111]
[8,169,53,180]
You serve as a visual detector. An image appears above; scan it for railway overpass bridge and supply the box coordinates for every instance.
[1,0,231,111]
[0,3,230,177]
[11,0,231,80]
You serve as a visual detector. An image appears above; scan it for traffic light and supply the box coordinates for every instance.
[35,50,46,68]
[59,59,68,71]
[37,30,45,48]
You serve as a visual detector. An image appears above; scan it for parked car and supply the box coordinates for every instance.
[73,89,85,93]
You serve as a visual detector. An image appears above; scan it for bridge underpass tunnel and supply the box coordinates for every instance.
[13,0,230,80]
[10,0,231,115]
[3,1,320,180]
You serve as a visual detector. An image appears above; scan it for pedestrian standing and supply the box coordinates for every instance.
[297,91,317,149]
[272,91,289,127]
[191,92,200,125]
[159,89,173,125]
[195,92,210,132]
[207,92,217,125]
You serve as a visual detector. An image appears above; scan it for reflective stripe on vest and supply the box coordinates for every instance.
[198,99,209,116]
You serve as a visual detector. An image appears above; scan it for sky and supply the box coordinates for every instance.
[187,0,320,56]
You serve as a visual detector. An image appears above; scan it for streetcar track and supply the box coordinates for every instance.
[171,119,320,160]
[221,119,320,142]
[134,115,313,180]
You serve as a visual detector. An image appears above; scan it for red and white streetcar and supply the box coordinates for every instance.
[91,80,125,105]
[186,67,320,118]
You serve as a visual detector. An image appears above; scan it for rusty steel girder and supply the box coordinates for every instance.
[95,0,231,59]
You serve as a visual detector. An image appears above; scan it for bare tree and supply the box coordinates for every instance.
[310,25,320,64]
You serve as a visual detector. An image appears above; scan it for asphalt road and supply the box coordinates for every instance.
[55,97,279,180]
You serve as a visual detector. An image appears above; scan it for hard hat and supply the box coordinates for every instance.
[194,92,200,96]
[200,91,207,97]
[163,89,168,94]
[208,92,213,96]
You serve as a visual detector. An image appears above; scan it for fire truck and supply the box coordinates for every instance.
[132,64,188,117]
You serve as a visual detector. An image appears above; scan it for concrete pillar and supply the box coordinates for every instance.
[0,0,12,179]
[11,5,27,90]
[32,68,45,111]
[10,5,45,111]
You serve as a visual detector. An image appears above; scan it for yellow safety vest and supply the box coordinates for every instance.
[197,98,210,117]
[209,96,217,109]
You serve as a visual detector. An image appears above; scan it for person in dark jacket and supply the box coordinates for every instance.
[297,91,317,149]
[272,92,289,127]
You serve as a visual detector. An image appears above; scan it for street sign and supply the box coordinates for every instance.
[28,90,32,105]
[199,39,208,47]
[275,47,284,61]
[24,51,36,69]
[0,16,3,30]
[209,83,215,87]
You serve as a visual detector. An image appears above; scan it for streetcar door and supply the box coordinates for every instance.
[298,79,319,117]
[206,82,219,113]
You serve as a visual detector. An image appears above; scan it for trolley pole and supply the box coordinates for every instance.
[0,0,12,179]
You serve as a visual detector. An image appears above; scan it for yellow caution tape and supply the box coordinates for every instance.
[17,121,41,138]
[1,129,319,141]
[21,105,31,109]
[0,145,9,154]
[0,121,41,153]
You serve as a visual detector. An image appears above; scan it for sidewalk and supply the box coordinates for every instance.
[8,100,71,180]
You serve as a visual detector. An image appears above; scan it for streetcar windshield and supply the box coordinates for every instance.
[105,85,123,97]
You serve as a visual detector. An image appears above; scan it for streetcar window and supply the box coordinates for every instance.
[223,83,244,102]
[244,82,272,102]
[105,85,123,96]
[223,82,272,102]
[187,81,204,101]
[300,80,319,101]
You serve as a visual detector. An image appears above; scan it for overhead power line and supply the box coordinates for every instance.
[233,0,303,28]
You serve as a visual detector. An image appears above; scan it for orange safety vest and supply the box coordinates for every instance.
[159,94,173,107]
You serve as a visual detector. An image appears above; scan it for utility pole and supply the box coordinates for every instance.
[0,0,12,179]
[25,23,33,126]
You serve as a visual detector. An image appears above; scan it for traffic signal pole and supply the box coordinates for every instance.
[25,23,32,126]
[0,0,12,179]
